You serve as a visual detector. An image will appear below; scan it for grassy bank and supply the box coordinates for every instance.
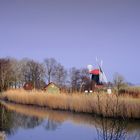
[0,89,140,119]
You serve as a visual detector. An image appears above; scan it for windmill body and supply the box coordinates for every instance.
[87,59,108,92]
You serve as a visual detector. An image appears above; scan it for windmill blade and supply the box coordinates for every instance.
[102,72,108,83]
[87,64,93,71]
[97,59,108,83]
[96,57,98,62]
[99,72,103,83]
[96,57,103,71]
[100,60,103,68]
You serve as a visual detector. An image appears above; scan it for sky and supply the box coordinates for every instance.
[0,0,140,84]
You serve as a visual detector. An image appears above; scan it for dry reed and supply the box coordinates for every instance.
[119,86,140,98]
[0,89,140,119]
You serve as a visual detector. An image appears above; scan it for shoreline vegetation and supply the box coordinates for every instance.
[0,89,140,119]
[1,101,140,131]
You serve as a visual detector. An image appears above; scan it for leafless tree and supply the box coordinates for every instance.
[20,59,46,89]
[0,58,13,92]
[69,68,90,92]
[44,58,58,83]
[69,67,81,92]
[52,63,67,87]
[79,68,90,92]
[0,57,91,92]
[113,73,126,93]
[10,58,22,88]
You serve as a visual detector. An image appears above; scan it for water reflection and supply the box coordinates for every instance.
[95,117,127,140]
[45,119,61,131]
[0,101,140,140]
[0,104,14,135]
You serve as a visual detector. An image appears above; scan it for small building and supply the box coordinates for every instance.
[23,82,34,90]
[44,82,60,94]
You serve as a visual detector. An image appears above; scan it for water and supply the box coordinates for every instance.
[0,101,140,140]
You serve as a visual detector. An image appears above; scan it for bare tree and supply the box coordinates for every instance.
[69,68,91,92]
[52,63,67,87]
[44,58,58,83]
[10,58,22,88]
[79,68,90,92]
[0,58,13,92]
[69,67,81,92]
[20,59,46,89]
[69,67,91,92]
[113,73,126,93]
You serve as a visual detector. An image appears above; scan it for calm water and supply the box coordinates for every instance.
[0,101,140,140]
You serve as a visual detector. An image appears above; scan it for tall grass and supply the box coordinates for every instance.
[0,89,140,119]
[119,86,140,98]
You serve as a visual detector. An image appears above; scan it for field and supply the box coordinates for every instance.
[0,89,140,119]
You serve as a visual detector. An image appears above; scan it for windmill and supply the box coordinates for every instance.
[87,58,108,92]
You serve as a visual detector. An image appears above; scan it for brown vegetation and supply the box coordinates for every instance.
[0,89,140,119]
[119,87,140,98]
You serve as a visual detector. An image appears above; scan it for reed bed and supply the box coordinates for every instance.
[0,89,140,119]
[119,86,140,98]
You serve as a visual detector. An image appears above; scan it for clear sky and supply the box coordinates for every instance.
[0,0,140,84]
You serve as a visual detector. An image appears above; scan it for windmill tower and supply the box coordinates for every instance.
[87,58,108,92]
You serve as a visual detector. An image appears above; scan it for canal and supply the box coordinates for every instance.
[0,101,140,140]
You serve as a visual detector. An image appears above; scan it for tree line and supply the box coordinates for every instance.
[0,57,90,92]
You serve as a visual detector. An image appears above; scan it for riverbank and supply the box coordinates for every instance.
[1,101,140,132]
[0,89,140,119]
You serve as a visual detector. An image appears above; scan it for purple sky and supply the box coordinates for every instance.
[0,0,140,84]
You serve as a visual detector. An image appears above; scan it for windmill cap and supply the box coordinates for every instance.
[89,69,100,75]
[87,64,93,71]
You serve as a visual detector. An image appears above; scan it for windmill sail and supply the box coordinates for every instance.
[98,60,108,83]
[101,71,108,83]
[87,64,93,72]
[87,58,108,85]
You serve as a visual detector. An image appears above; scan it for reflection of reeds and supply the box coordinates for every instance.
[0,89,140,119]
[1,101,140,133]
[1,101,96,127]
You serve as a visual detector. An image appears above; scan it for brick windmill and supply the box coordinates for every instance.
[87,58,108,92]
